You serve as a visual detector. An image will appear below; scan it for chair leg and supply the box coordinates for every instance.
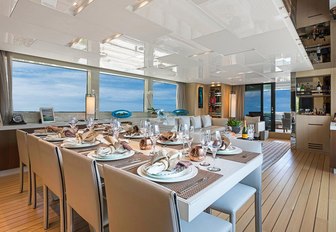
[230,212,236,232]
[19,162,24,193]
[43,185,49,230]
[59,198,66,232]
[32,173,37,209]
[27,164,32,205]
[67,205,73,232]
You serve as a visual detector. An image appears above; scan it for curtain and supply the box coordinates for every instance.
[0,51,12,125]
[176,82,186,109]
[233,85,245,120]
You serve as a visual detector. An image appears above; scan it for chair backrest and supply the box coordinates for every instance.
[16,130,29,166]
[231,139,262,153]
[61,148,104,231]
[38,139,65,197]
[27,134,43,176]
[103,165,180,232]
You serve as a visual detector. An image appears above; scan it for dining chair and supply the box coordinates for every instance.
[209,139,260,232]
[103,165,232,232]
[27,134,43,209]
[38,139,66,232]
[61,148,107,232]
[16,130,31,205]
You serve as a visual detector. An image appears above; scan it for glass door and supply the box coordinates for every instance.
[244,83,275,131]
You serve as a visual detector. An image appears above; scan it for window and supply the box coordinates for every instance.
[12,60,87,111]
[99,73,144,111]
[153,81,177,111]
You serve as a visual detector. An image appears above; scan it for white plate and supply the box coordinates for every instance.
[144,164,192,179]
[87,150,135,161]
[61,141,100,149]
[216,146,243,155]
[157,140,183,145]
[33,132,57,136]
[137,164,198,183]
[124,134,144,139]
[43,137,65,142]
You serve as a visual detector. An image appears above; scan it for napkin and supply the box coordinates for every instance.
[125,125,141,136]
[146,150,183,174]
[46,126,63,133]
[78,130,98,143]
[220,134,231,150]
[62,138,80,147]
[159,132,177,142]
[62,127,78,137]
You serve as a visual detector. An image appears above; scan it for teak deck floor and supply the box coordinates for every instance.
[0,148,335,232]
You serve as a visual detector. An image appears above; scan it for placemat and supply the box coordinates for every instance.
[216,151,259,163]
[97,152,151,168]
[126,166,222,200]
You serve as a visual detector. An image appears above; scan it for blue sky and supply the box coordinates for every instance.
[12,61,86,111]
[13,61,177,112]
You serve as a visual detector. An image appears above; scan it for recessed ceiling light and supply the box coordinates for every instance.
[237,72,245,75]
[73,2,78,6]
[102,33,123,43]
[73,0,94,16]
[132,0,152,11]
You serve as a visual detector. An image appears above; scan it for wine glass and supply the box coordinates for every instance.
[199,129,211,166]
[86,117,95,131]
[207,131,222,172]
[139,119,150,137]
[149,124,160,155]
[110,118,121,137]
[248,124,255,141]
[69,117,78,130]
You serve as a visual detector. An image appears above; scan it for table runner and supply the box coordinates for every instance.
[216,151,259,163]
[126,165,222,200]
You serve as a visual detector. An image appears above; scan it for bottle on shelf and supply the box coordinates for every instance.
[300,83,305,91]
[242,120,248,139]
[316,81,322,91]
[296,84,301,91]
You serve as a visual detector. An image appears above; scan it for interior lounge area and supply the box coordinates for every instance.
[0,0,336,231]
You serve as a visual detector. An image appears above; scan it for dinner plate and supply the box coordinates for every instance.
[87,150,135,161]
[43,136,65,142]
[33,132,57,136]
[61,141,100,149]
[216,146,243,155]
[137,164,198,183]
[124,134,144,139]
[144,164,192,179]
[157,140,183,145]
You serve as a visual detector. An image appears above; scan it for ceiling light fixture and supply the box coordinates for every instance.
[132,0,152,11]
[188,50,213,58]
[102,33,123,43]
[73,0,94,16]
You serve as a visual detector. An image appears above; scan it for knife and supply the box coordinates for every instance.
[177,177,209,194]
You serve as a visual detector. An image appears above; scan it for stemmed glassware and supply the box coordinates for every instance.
[149,124,160,155]
[69,117,78,130]
[200,129,211,166]
[139,119,150,137]
[86,117,95,131]
[207,131,222,172]
[110,118,121,138]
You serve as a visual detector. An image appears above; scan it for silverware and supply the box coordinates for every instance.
[177,177,209,194]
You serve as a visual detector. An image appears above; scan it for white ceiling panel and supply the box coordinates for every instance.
[0,0,313,84]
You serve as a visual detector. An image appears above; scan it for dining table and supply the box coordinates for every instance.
[41,132,263,232]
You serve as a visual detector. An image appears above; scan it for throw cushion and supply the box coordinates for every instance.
[245,116,260,124]
[191,116,202,129]
[201,115,212,128]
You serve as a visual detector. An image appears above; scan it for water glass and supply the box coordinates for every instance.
[199,129,211,166]
[86,117,95,131]
[248,124,255,140]
[149,124,160,155]
[69,117,78,129]
[207,131,222,172]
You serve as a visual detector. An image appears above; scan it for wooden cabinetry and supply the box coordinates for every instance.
[207,84,230,118]
[296,115,330,152]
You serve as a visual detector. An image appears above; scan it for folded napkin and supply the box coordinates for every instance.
[45,134,62,139]
[46,126,63,133]
[146,150,183,175]
[62,138,80,147]
[220,135,231,150]
[62,127,78,137]
[125,125,140,136]
[159,132,177,142]
[78,130,98,143]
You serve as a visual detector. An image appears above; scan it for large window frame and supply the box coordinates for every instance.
[12,59,88,112]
